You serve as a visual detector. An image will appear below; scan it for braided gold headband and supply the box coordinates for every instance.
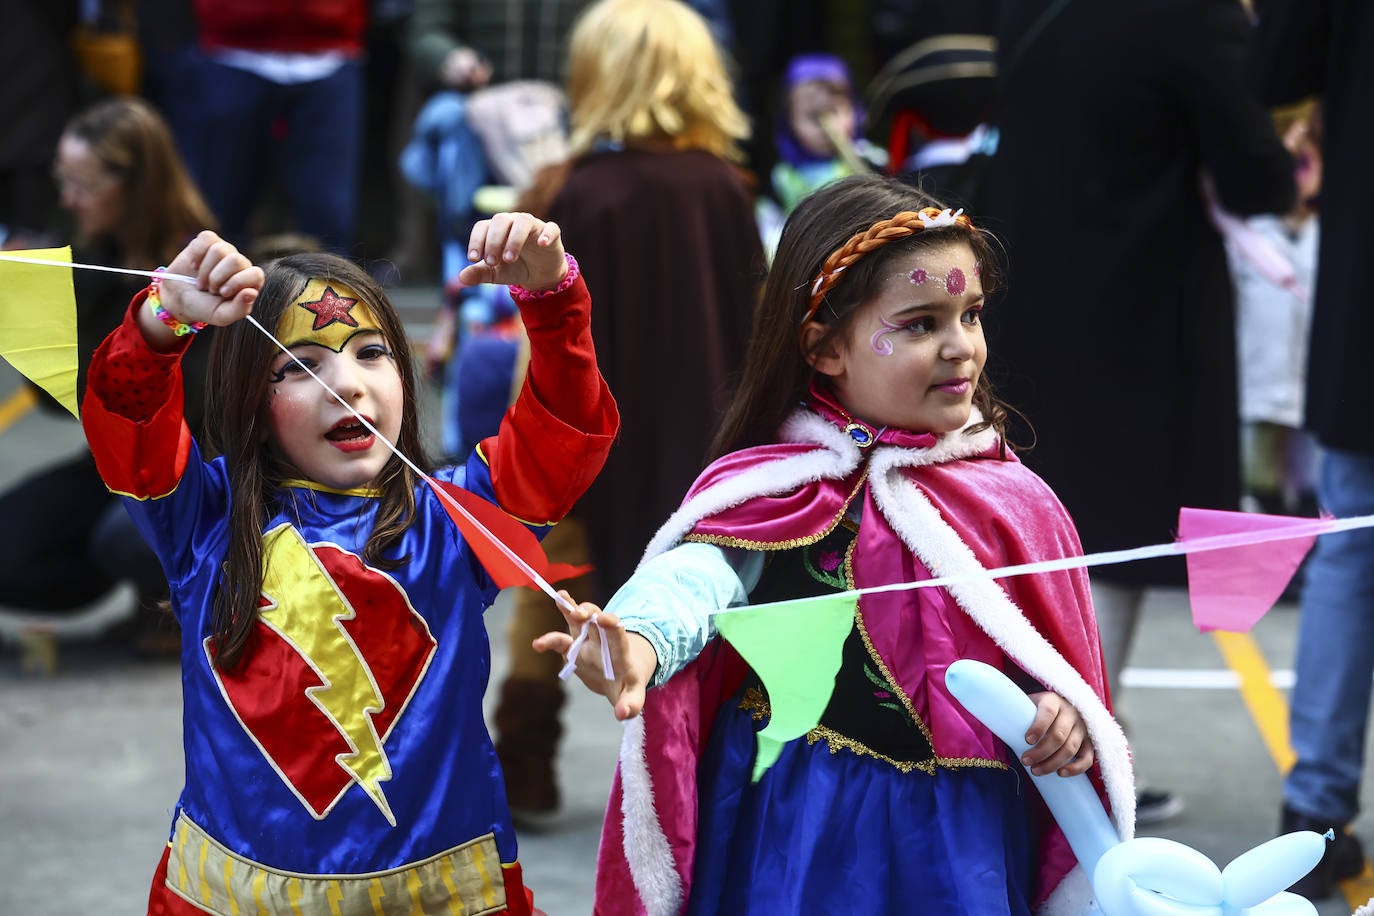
[800,207,975,329]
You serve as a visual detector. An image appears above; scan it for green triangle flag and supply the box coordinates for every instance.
[0,248,78,417]
[715,592,857,781]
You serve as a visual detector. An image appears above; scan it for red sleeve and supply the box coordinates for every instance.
[479,267,619,524]
[80,289,196,499]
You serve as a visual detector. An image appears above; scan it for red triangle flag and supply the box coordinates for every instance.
[1179,507,1320,632]
[428,479,592,590]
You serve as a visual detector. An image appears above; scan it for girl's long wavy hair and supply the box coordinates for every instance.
[709,173,1011,462]
[203,253,432,669]
[565,0,749,161]
[63,96,216,269]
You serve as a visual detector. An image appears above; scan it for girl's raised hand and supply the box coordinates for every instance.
[532,591,658,721]
[162,230,263,327]
[1023,691,1096,777]
[455,212,568,291]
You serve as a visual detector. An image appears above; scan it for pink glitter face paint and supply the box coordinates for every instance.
[902,262,979,295]
[946,267,966,296]
[871,315,903,355]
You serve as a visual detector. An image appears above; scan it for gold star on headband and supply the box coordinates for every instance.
[277,279,380,352]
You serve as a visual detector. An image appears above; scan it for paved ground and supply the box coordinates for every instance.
[2,288,1373,914]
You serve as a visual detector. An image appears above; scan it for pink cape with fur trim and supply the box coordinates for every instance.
[593,411,1133,916]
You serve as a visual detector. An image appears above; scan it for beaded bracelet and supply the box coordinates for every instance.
[509,253,579,301]
[148,268,207,336]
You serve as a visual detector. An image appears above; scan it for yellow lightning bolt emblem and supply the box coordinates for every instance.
[259,524,398,825]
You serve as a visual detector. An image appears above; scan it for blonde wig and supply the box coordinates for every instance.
[565,0,749,160]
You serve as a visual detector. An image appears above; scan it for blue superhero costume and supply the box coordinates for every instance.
[82,271,616,915]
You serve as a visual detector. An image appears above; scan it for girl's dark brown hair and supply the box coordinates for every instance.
[709,173,1009,461]
[203,253,432,669]
[64,96,217,269]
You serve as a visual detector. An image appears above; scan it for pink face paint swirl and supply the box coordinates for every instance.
[908,268,928,285]
[871,315,903,355]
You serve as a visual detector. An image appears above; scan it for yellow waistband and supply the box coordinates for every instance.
[164,813,508,915]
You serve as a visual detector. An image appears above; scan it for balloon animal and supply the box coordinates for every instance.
[945,659,1326,916]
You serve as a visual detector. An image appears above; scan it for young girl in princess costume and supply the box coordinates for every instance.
[79,214,617,914]
[541,175,1135,914]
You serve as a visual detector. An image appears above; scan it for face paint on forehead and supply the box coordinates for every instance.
[276,278,383,352]
[892,260,981,297]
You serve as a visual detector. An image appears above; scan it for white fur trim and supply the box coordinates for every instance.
[618,716,683,916]
[866,447,1136,843]
[640,411,861,563]
[1037,865,1098,916]
[641,409,997,563]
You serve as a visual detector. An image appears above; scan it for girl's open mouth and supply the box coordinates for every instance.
[326,420,376,451]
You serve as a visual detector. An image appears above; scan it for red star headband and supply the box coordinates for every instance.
[277,278,379,352]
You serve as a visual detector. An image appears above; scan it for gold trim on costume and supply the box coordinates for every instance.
[280,478,384,498]
[164,813,507,915]
[683,470,870,552]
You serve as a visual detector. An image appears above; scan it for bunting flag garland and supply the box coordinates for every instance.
[7,250,1374,756]
[0,248,79,417]
[0,251,588,615]
[1178,506,1321,632]
[428,479,592,589]
[714,592,856,781]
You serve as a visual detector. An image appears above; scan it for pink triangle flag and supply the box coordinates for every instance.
[1179,507,1323,632]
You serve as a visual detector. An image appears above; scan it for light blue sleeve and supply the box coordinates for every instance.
[608,542,764,687]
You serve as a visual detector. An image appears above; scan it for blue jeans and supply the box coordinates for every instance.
[1285,447,1374,822]
[186,55,363,254]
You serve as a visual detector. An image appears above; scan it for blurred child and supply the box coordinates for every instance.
[771,53,884,215]
[1227,101,1322,518]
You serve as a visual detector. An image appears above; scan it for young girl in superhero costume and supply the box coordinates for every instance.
[540,175,1135,915]
[80,214,617,915]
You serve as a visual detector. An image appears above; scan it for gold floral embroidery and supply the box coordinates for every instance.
[854,603,941,751]
[736,685,1006,775]
[805,728,1007,775]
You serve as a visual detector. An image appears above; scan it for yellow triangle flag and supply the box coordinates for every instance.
[0,248,79,418]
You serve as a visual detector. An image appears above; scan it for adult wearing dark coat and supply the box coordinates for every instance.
[1252,0,1374,899]
[550,149,759,587]
[490,0,762,823]
[982,0,1293,582]
[976,0,1295,824]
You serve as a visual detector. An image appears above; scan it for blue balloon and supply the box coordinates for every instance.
[945,659,1119,875]
[944,660,1325,916]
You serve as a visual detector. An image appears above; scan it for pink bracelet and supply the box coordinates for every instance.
[148,268,206,336]
[510,253,579,301]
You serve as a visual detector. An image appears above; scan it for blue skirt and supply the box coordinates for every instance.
[687,702,1038,915]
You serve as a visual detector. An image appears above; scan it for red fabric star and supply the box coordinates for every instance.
[298,286,359,331]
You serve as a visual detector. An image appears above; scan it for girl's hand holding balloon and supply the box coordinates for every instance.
[1023,691,1095,776]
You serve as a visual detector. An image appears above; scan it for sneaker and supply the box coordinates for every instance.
[1281,805,1367,900]
[1135,789,1185,825]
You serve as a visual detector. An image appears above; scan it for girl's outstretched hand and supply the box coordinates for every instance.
[532,591,658,721]
[455,212,568,291]
[161,230,263,328]
[1023,691,1095,777]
